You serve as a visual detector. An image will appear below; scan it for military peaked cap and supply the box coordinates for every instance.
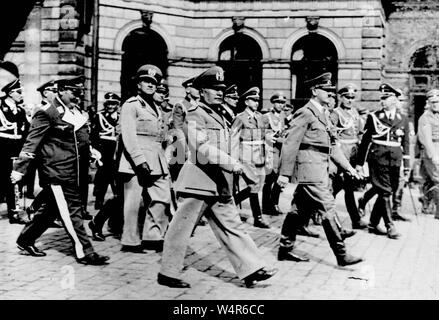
[270,91,287,103]
[2,78,21,93]
[427,88,439,102]
[56,75,85,90]
[0,61,19,78]
[224,84,239,98]
[241,87,260,100]
[338,83,358,97]
[37,79,57,93]
[135,64,162,84]
[192,66,226,90]
[156,80,169,94]
[305,72,335,91]
[182,76,196,88]
[379,83,401,98]
[104,92,121,102]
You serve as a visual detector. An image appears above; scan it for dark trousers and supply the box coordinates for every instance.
[93,177,124,234]
[262,170,282,214]
[0,154,16,213]
[93,143,118,205]
[332,173,362,225]
[17,183,94,259]
[368,159,401,229]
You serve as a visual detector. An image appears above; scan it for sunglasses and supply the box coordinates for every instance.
[343,96,355,100]
[10,89,22,94]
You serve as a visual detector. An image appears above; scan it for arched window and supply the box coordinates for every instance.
[410,45,439,130]
[217,33,263,110]
[290,33,338,108]
[121,28,168,101]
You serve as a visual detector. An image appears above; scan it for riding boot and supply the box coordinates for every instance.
[278,213,309,261]
[322,217,363,266]
[249,193,269,228]
[382,196,401,239]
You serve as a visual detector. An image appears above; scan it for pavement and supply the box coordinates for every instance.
[1,183,439,300]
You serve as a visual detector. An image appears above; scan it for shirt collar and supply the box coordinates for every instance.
[246,108,255,119]
[310,98,325,114]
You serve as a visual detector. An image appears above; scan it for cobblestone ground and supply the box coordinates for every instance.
[1,183,439,300]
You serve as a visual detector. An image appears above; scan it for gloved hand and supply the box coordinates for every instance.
[134,162,151,187]
[90,146,103,166]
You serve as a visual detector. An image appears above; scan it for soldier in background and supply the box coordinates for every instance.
[330,84,368,230]
[170,76,199,180]
[355,83,411,240]
[0,78,29,224]
[231,87,270,229]
[91,92,121,210]
[418,88,439,219]
[262,91,287,216]
[222,84,239,128]
[277,72,364,266]
[158,66,277,288]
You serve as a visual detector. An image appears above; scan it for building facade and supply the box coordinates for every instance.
[3,0,439,126]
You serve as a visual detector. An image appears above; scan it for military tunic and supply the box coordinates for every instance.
[278,99,353,253]
[0,98,29,213]
[161,100,266,280]
[329,105,364,226]
[261,110,285,214]
[91,110,119,206]
[14,96,95,259]
[230,109,269,193]
[418,109,439,217]
[356,108,410,228]
[119,94,171,246]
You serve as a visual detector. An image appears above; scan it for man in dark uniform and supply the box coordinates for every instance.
[355,83,411,239]
[276,72,364,266]
[222,84,239,128]
[262,91,287,216]
[91,92,121,210]
[11,76,109,265]
[231,87,270,228]
[158,66,277,288]
[330,84,368,229]
[0,78,29,224]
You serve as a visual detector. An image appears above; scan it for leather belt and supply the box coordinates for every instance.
[372,139,401,147]
[241,140,264,145]
[299,143,331,154]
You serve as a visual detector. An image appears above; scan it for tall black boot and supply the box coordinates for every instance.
[382,196,401,239]
[249,193,269,228]
[278,213,309,262]
[322,217,363,266]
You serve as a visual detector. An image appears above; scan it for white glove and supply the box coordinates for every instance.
[11,170,23,184]
[232,163,244,175]
[277,175,289,188]
[433,155,439,166]
[90,146,103,166]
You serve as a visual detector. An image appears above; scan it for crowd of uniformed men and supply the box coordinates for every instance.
[2,58,439,288]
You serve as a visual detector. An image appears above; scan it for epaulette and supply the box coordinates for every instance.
[40,102,51,111]
[198,104,212,114]
[187,104,198,112]
[126,96,137,103]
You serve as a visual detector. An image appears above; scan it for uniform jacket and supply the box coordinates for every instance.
[13,96,89,186]
[263,110,286,171]
[418,109,439,160]
[90,110,119,163]
[118,94,170,176]
[356,108,410,168]
[330,105,363,163]
[279,100,352,184]
[0,98,29,157]
[174,100,240,197]
[230,108,268,167]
